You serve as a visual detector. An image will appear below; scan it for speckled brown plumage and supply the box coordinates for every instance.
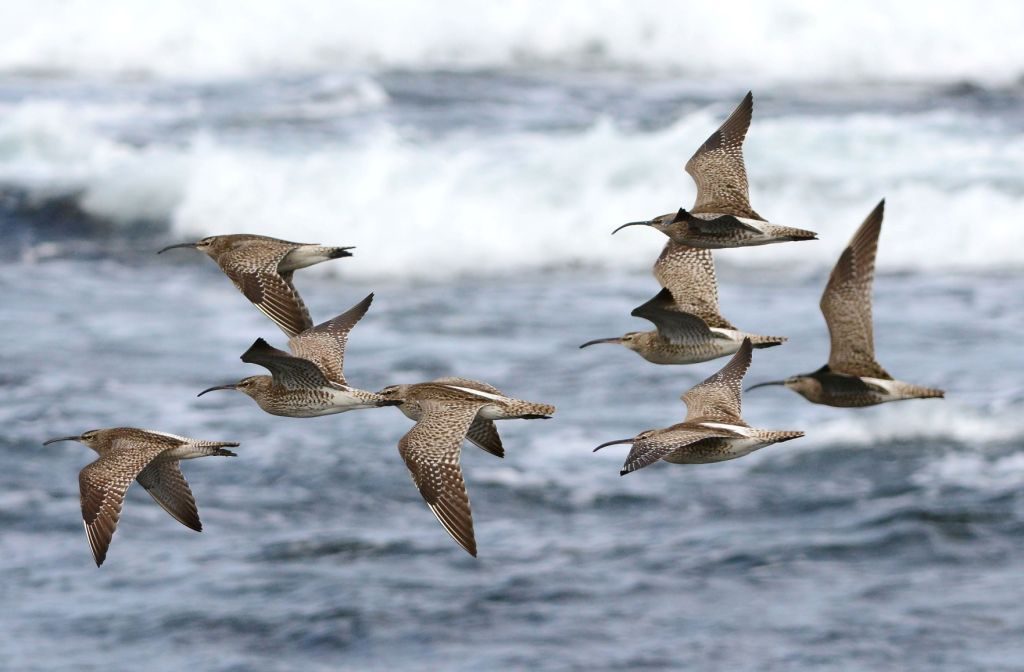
[593,340,803,474]
[580,243,786,364]
[42,427,237,567]
[377,379,555,556]
[820,199,890,379]
[653,242,734,329]
[613,92,818,247]
[746,200,946,406]
[198,293,393,417]
[686,90,761,220]
[158,233,354,337]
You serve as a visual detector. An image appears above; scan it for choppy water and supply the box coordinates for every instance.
[2,3,1024,671]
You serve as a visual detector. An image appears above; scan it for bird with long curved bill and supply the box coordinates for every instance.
[614,91,817,248]
[746,200,945,407]
[594,339,803,475]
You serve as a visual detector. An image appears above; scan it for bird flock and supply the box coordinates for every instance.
[44,91,944,565]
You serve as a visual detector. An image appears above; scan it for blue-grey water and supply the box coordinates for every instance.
[3,5,1024,670]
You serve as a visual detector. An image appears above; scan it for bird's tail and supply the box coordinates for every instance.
[279,245,355,271]
[746,333,788,349]
[191,441,239,458]
[756,430,804,444]
[765,224,818,241]
[503,400,556,419]
[903,384,946,400]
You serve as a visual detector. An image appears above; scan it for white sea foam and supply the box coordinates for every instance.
[803,402,1024,447]
[3,100,1023,276]
[2,1,1024,84]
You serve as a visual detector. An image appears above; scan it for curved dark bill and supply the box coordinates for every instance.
[42,435,80,446]
[157,242,198,254]
[593,438,635,452]
[611,221,651,235]
[745,380,786,392]
[579,337,622,349]
[197,383,238,397]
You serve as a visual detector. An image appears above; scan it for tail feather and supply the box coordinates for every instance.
[909,386,945,399]
[505,401,556,419]
[326,246,355,259]
[748,334,787,349]
[193,441,239,457]
[765,224,818,241]
[759,430,804,444]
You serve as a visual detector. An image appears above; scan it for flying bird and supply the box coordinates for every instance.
[376,378,555,557]
[746,200,945,406]
[199,293,396,416]
[42,427,237,566]
[594,339,802,474]
[159,233,354,337]
[581,242,785,363]
[613,92,817,248]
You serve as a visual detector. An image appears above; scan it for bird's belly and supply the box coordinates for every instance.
[663,436,769,464]
[263,388,376,417]
[641,337,738,365]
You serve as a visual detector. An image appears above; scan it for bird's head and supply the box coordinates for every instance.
[612,209,688,238]
[157,235,223,257]
[375,384,411,404]
[746,373,820,399]
[197,375,272,401]
[42,428,104,450]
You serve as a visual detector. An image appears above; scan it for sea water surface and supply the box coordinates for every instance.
[1,3,1024,671]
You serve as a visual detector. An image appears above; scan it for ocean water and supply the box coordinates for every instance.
[2,3,1024,671]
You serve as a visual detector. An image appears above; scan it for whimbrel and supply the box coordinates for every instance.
[198,293,395,416]
[594,339,802,474]
[613,92,817,248]
[580,243,786,364]
[376,378,555,556]
[42,427,237,566]
[746,200,945,406]
[158,234,354,337]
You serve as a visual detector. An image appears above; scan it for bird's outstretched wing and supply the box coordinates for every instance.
[136,461,201,532]
[289,293,374,385]
[241,338,332,389]
[653,242,735,329]
[681,338,752,423]
[820,200,891,379]
[684,92,763,220]
[398,400,485,557]
[218,240,314,338]
[620,427,732,475]
[78,438,174,566]
[631,289,714,344]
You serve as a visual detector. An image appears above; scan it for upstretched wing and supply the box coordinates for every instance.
[820,200,891,379]
[620,427,731,475]
[684,91,763,220]
[78,438,174,566]
[136,461,201,532]
[218,240,313,338]
[398,400,484,557]
[241,338,332,389]
[681,338,752,423]
[631,289,714,344]
[652,242,735,329]
[289,293,374,385]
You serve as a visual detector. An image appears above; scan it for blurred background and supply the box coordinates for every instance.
[1,1,1023,670]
